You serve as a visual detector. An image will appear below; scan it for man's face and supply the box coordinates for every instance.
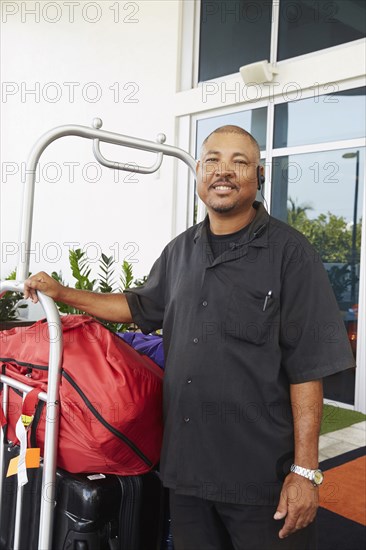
[196,133,260,216]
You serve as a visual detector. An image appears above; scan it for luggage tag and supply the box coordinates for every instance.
[6,448,40,479]
[6,388,41,486]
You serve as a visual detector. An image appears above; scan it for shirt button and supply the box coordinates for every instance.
[184,417,190,423]
[202,301,208,307]
[187,378,192,384]
[193,337,199,344]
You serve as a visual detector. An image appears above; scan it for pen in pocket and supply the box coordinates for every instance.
[263,290,273,312]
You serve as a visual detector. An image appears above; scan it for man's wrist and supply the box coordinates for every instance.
[290,464,324,486]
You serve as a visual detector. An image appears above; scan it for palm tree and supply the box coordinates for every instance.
[287,197,314,228]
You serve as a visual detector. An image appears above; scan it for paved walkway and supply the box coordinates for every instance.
[319,421,366,461]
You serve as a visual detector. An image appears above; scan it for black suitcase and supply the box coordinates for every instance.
[0,444,165,550]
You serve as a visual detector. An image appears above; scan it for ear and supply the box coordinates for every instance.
[257,165,265,190]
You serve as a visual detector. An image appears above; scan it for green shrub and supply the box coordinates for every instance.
[0,270,28,321]
[52,249,145,332]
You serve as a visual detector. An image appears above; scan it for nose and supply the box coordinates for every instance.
[214,161,236,177]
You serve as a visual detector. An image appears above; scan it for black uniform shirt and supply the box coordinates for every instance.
[125,202,355,505]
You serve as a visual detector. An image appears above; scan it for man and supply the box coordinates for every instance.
[24,126,355,550]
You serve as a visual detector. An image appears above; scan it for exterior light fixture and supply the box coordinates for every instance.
[239,60,278,85]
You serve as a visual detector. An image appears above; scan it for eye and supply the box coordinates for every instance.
[234,159,248,165]
[205,157,219,163]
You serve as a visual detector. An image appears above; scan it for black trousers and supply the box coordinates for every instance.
[169,491,317,550]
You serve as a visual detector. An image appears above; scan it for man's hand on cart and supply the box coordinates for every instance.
[24,272,63,303]
[24,272,133,323]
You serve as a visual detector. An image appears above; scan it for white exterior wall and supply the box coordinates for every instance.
[1,0,181,290]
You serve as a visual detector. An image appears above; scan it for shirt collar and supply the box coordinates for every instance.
[193,201,269,249]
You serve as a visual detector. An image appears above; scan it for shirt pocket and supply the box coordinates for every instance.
[224,285,279,346]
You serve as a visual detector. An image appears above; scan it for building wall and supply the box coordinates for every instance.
[1,0,181,288]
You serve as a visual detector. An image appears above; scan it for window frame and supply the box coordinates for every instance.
[173,0,366,412]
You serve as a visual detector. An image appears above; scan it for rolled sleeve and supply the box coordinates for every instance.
[279,240,355,383]
[124,250,166,334]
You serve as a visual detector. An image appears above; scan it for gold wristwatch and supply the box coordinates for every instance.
[290,464,324,487]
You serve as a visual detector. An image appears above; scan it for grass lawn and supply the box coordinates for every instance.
[320,404,366,435]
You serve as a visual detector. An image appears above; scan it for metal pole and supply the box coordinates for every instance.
[0,383,9,532]
[351,151,360,304]
[0,281,63,550]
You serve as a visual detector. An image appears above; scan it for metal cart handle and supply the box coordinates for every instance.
[0,281,63,550]
[92,118,166,174]
[0,120,196,550]
[17,118,196,282]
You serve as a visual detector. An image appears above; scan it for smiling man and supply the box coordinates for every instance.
[198,127,262,222]
[24,126,355,550]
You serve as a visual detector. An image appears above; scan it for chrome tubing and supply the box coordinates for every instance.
[0,281,63,550]
[16,119,196,281]
[92,118,167,174]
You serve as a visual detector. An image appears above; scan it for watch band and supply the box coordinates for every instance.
[290,464,324,486]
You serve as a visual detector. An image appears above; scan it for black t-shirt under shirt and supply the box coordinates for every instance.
[208,224,250,259]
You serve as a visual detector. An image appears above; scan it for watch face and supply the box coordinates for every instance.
[313,470,324,485]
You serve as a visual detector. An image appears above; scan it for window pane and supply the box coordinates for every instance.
[199,0,272,82]
[278,0,366,61]
[274,87,366,148]
[271,148,364,404]
[195,108,267,157]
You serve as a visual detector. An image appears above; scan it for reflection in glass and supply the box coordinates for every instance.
[199,0,272,82]
[271,148,364,404]
[274,87,366,148]
[278,0,366,61]
[196,108,267,156]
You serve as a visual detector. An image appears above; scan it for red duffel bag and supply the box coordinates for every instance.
[0,315,163,475]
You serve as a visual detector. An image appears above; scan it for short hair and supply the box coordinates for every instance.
[201,125,260,160]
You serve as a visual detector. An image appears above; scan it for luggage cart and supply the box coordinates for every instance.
[0,118,196,550]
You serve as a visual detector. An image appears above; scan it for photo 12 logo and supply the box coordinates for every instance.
[1,81,140,104]
[201,81,340,104]
[1,240,140,265]
[1,2,140,24]
[2,160,142,185]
